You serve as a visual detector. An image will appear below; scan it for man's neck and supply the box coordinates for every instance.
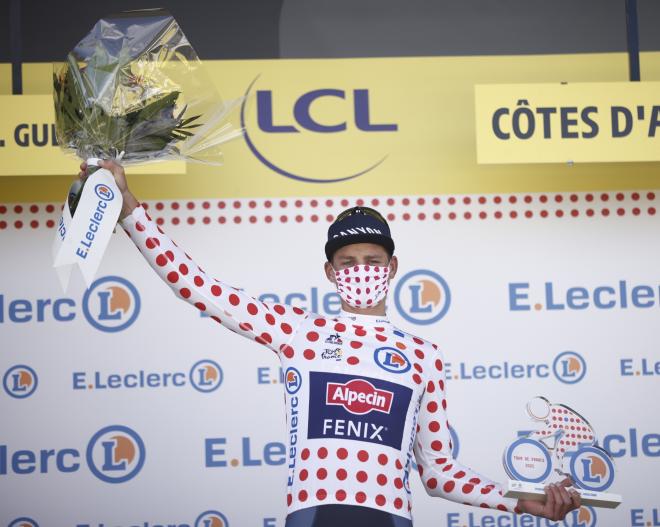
[339,300,387,318]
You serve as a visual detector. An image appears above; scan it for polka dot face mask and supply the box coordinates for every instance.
[333,264,390,309]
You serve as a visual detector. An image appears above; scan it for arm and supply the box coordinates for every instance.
[89,160,309,355]
[413,350,521,512]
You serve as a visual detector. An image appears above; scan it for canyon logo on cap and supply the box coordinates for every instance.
[325,207,395,261]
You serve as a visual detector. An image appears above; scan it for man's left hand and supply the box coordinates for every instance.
[516,477,582,520]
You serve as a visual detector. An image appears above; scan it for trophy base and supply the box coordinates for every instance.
[504,480,622,509]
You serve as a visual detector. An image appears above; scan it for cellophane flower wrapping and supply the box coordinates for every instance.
[53,8,243,166]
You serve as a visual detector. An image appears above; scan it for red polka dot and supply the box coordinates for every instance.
[443,481,455,493]
[301,448,310,460]
[394,477,403,489]
[194,302,206,311]
[179,288,191,298]
[334,323,346,332]
[304,349,315,360]
[194,276,204,287]
[412,373,422,384]
[210,285,221,296]
[497,505,508,512]
[427,401,438,412]
[375,494,386,507]
[429,421,440,432]
[431,440,443,451]
[427,381,435,393]
[281,323,293,334]
[167,271,179,283]
[356,470,368,482]
[287,494,292,506]
[377,474,388,485]
[307,331,319,342]
[318,447,328,459]
[299,469,308,481]
[317,468,327,480]
[350,341,362,349]
[274,305,286,315]
[281,345,294,358]
[155,254,167,266]
[229,294,240,306]
[336,468,348,480]
[337,448,348,460]
[427,478,438,489]
[462,484,474,494]
[336,490,347,501]
[357,450,369,462]
[356,492,367,504]
[347,356,359,365]
[454,470,466,479]
[247,303,258,315]
[298,490,308,502]
[316,489,327,500]
[394,498,403,509]
[378,453,388,465]
[314,318,326,327]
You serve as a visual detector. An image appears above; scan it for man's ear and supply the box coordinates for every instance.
[324,261,337,285]
[388,255,398,281]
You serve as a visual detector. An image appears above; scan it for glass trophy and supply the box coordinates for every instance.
[503,396,622,509]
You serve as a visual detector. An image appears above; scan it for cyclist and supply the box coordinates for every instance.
[80,160,581,527]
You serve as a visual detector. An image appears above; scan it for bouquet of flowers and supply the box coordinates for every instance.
[52,9,243,289]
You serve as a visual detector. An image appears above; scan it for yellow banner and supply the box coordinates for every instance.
[0,95,185,176]
[475,82,660,164]
[1,53,660,202]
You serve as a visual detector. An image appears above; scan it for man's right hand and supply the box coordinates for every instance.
[78,159,139,220]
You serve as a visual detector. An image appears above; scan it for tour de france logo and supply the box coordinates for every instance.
[194,511,229,527]
[86,425,146,483]
[394,270,451,325]
[3,365,38,399]
[189,359,224,393]
[82,276,141,333]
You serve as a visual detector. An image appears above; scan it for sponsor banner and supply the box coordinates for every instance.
[3,53,660,202]
[1,192,659,525]
[475,82,660,164]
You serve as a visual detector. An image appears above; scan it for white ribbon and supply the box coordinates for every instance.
[52,159,123,291]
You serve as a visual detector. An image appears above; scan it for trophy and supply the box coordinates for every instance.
[503,396,622,509]
[51,9,243,290]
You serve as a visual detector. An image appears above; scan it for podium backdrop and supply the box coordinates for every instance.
[1,189,658,527]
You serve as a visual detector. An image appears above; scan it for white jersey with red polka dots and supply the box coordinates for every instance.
[120,205,520,520]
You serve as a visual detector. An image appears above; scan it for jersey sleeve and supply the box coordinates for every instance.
[119,204,309,355]
[413,348,521,514]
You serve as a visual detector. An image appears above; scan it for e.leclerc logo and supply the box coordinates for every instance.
[241,76,398,183]
[74,510,231,527]
[446,351,586,384]
[0,425,145,483]
[83,276,140,332]
[72,359,223,393]
[94,183,115,201]
[374,346,411,374]
[3,365,38,398]
[194,510,229,527]
[394,270,451,325]
[0,275,139,332]
[509,280,660,312]
[8,518,39,527]
[447,505,597,527]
